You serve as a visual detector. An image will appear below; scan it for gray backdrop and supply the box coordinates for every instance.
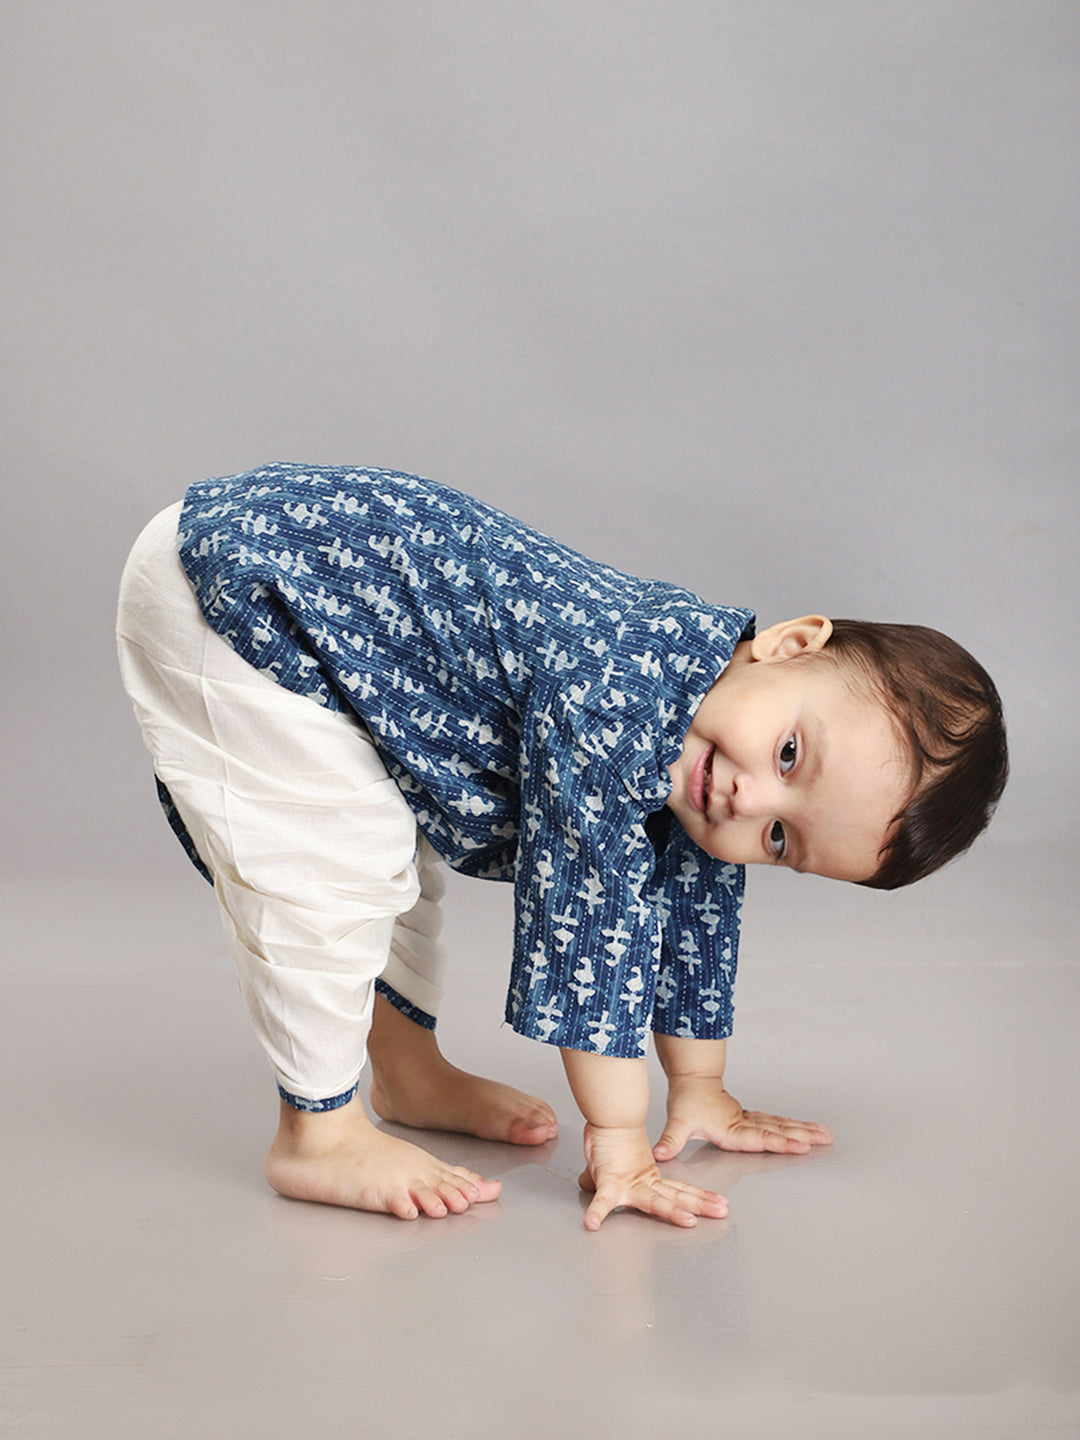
[2,0,1077,882]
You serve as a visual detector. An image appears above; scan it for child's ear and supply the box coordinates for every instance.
[749,615,834,661]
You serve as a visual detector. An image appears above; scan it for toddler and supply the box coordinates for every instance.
[117,465,1007,1229]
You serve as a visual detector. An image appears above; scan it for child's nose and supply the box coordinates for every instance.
[729,771,767,818]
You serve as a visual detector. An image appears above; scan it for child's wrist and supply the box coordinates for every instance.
[560,1048,649,1129]
[582,1121,648,1140]
[653,1032,728,1082]
[665,1074,728,1099]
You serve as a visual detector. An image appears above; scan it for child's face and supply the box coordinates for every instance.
[665,618,910,883]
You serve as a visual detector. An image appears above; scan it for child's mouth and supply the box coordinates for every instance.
[701,746,714,815]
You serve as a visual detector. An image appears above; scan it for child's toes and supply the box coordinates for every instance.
[438,1179,473,1214]
[470,1172,503,1204]
[389,1191,422,1221]
[508,1113,558,1145]
[412,1184,450,1219]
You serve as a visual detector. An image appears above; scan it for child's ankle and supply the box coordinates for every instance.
[273,1093,371,1151]
[368,995,444,1074]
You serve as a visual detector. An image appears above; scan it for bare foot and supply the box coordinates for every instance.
[265,1094,502,1220]
[367,995,559,1147]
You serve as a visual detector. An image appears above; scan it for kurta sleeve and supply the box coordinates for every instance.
[505,684,667,1059]
[648,820,743,1040]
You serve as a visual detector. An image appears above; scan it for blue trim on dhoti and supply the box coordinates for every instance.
[155,776,214,885]
[277,1081,360,1112]
[375,979,437,1031]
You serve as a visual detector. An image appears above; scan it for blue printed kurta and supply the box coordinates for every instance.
[176,464,754,1058]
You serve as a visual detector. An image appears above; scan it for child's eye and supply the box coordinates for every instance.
[768,820,786,859]
[779,735,798,775]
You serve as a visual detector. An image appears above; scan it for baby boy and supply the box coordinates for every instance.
[117,465,1007,1229]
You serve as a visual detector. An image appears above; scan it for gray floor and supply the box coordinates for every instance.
[4,839,1078,1439]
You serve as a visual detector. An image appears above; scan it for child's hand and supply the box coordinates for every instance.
[577,1122,729,1232]
[559,1047,728,1230]
[652,1075,833,1162]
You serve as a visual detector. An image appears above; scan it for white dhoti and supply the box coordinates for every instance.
[116,503,447,1108]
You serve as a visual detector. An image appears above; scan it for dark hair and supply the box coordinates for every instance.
[820,620,1008,890]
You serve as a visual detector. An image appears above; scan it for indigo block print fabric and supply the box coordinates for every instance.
[176,465,754,1059]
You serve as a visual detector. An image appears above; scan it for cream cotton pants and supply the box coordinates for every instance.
[116,503,447,1109]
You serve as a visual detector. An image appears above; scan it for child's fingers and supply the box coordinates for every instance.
[581,1175,728,1231]
[652,1120,692,1162]
[749,1112,833,1151]
[576,1165,597,1194]
[744,1110,833,1141]
[660,1180,728,1221]
[725,1117,816,1153]
[618,1181,726,1230]
[582,1188,619,1231]
[644,1195,699,1228]
[578,1166,641,1230]
[781,1119,833,1146]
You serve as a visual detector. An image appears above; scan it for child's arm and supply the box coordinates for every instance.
[560,1048,729,1231]
[651,1035,833,1161]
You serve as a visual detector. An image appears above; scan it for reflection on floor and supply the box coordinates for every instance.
[3,840,1078,1438]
